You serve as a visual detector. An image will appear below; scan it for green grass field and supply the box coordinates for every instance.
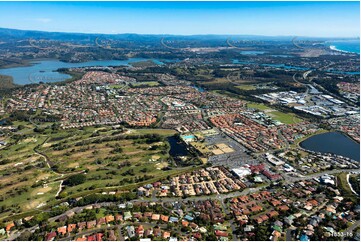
[132,81,159,87]
[235,84,256,90]
[337,173,358,203]
[247,102,270,111]
[268,111,303,124]
[109,84,126,89]
[0,120,184,219]
[247,102,303,124]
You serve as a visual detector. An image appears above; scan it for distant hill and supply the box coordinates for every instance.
[1,27,355,42]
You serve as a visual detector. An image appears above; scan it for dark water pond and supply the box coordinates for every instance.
[167,136,188,157]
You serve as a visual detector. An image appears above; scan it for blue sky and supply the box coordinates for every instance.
[0,1,359,37]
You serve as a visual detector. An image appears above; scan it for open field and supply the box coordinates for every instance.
[247,102,270,111]
[267,110,303,124]
[0,130,59,215]
[132,81,159,87]
[109,84,126,89]
[0,121,184,218]
[38,128,177,195]
[247,102,303,124]
[235,84,256,90]
[337,173,358,203]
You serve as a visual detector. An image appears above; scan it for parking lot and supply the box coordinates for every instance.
[205,133,258,169]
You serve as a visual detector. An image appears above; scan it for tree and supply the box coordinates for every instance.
[64,174,86,186]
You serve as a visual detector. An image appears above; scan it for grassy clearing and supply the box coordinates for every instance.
[247,102,303,124]
[0,129,60,213]
[236,84,256,90]
[0,124,183,219]
[132,81,159,87]
[268,111,303,124]
[247,102,270,111]
[109,84,126,89]
[130,128,177,136]
[1,165,198,223]
[337,173,357,203]
[36,127,180,198]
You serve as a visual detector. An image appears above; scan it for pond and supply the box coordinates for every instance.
[167,136,189,157]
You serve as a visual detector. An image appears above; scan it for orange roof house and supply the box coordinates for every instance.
[5,222,15,232]
[57,226,67,236]
[267,210,279,218]
[182,220,189,227]
[105,215,115,223]
[76,237,87,241]
[251,205,263,213]
[151,214,160,220]
[278,205,290,211]
[67,224,77,233]
[163,231,171,239]
[270,199,281,207]
[87,220,96,229]
[161,215,169,222]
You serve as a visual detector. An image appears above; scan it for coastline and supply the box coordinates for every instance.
[329,44,360,54]
[0,74,17,90]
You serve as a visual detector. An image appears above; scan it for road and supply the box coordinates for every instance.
[283,168,360,184]
[292,73,309,95]
[219,195,237,241]
[55,180,64,197]
[286,227,296,241]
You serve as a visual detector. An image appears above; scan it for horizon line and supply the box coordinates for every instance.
[0,27,360,39]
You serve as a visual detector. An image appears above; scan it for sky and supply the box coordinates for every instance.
[0,1,359,37]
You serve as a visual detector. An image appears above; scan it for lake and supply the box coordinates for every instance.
[261,63,309,71]
[0,58,165,85]
[300,132,360,161]
[270,54,293,58]
[240,51,266,55]
[232,59,309,71]
[192,85,205,92]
